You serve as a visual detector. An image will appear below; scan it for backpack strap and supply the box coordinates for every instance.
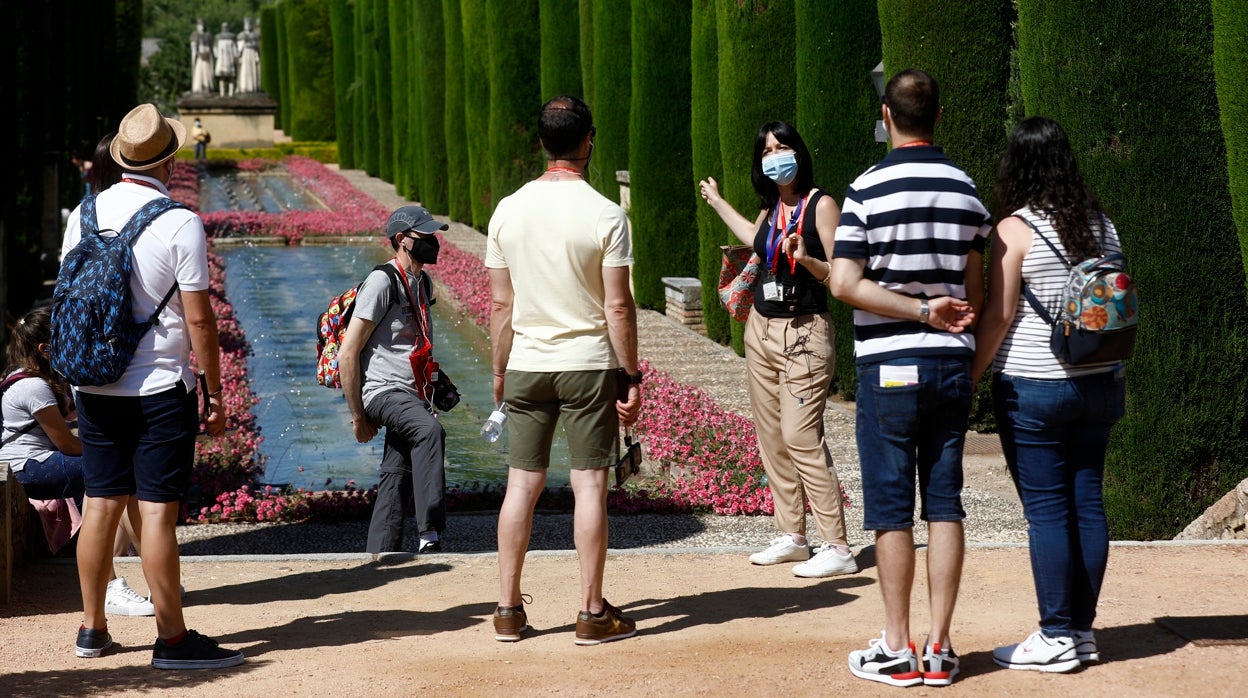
[1015,215,1064,327]
[118,197,188,330]
[0,372,39,447]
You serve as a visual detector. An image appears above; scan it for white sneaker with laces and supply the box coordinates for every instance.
[1072,629,1099,663]
[792,543,858,578]
[848,632,922,687]
[993,630,1080,673]
[105,576,155,617]
[748,535,809,565]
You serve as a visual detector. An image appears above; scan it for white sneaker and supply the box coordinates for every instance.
[792,543,858,578]
[1072,629,1099,663]
[105,577,155,617]
[748,536,809,565]
[993,630,1080,673]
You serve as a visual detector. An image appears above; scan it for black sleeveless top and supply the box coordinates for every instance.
[751,189,830,318]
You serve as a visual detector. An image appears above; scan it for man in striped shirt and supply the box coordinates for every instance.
[829,69,991,688]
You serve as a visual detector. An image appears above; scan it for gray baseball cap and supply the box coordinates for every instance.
[385,205,448,238]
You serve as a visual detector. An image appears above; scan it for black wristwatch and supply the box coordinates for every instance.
[624,370,643,385]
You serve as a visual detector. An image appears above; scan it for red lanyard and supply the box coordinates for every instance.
[766,194,807,273]
[895,140,933,149]
[545,167,582,177]
[393,258,430,345]
[121,177,163,192]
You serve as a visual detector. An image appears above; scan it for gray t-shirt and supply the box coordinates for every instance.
[353,262,434,409]
[0,372,60,469]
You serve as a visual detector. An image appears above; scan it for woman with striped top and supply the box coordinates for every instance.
[973,116,1126,673]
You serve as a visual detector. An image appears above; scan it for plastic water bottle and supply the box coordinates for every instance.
[481,404,507,443]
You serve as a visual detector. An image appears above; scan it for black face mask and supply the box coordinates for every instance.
[408,235,440,265]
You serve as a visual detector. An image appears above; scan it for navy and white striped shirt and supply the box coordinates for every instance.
[833,145,991,364]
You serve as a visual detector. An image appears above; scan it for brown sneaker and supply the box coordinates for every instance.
[574,599,636,646]
[493,603,529,642]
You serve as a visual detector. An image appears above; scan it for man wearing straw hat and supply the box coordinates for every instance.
[59,103,244,669]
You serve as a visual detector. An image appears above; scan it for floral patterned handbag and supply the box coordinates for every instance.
[717,245,760,323]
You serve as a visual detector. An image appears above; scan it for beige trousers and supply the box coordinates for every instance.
[744,310,848,544]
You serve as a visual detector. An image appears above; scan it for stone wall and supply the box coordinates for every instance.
[1175,477,1248,540]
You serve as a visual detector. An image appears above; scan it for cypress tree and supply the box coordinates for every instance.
[579,0,594,108]
[388,0,410,196]
[462,0,492,228]
[442,0,472,224]
[795,0,885,398]
[261,5,282,127]
[486,0,542,209]
[589,0,629,199]
[691,0,728,344]
[1214,0,1248,281]
[415,0,448,213]
[628,0,695,310]
[716,0,796,353]
[540,0,583,99]
[331,0,356,168]
[284,0,336,142]
[275,1,292,133]
[357,0,378,175]
[1019,1,1248,539]
[373,0,394,182]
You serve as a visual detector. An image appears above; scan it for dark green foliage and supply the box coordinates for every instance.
[691,0,729,344]
[1214,1,1248,282]
[541,0,583,99]
[628,0,695,310]
[589,0,629,199]
[283,0,336,142]
[579,0,594,110]
[275,1,292,132]
[442,0,472,224]
[355,0,374,174]
[388,0,410,197]
[372,0,393,182]
[330,0,355,168]
[461,0,493,228]
[1018,1,1248,539]
[716,0,796,354]
[486,1,542,209]
[114,0,144,116]
[795,0,885,399]
[415,0,448,214]
[261,5,281,124]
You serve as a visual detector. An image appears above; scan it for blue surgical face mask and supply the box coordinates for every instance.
[761,151,798,186]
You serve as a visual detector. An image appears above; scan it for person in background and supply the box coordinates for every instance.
[190,120,210,162]
[698,121,857,579]
[973,116,1125,673]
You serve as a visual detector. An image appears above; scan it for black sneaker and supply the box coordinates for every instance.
[418,539,442,554]
[75,626,113,658]
[151,629,245,670]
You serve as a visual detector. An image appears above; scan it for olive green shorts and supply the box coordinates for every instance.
[503,369,619,471]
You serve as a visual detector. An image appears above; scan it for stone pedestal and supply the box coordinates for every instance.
[662,276,705,335]
[176,93,278,149]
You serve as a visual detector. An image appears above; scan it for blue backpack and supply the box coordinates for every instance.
[51,194,187,386]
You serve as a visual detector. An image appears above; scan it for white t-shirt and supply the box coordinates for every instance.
[59,175,210,396]
[0,373,61,469]
[485,179,633,372]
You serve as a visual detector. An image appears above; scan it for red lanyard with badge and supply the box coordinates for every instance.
[761,194,807,302]
[394,258,439,401]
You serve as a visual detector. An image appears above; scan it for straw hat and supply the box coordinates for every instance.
[109,103,186,171]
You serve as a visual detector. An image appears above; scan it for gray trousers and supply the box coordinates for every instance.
[364,389,446,553]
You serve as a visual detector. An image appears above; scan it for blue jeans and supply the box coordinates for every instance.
[13,452,85,502]
[993,368,1126,636]
[856,357,973,530]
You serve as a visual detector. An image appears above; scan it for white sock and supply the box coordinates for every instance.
[420,532,439,545]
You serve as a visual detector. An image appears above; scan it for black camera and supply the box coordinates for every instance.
[431,371,461,412]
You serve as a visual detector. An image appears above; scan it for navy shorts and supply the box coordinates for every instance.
[76,383,199,503]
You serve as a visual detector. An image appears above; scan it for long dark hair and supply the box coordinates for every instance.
[996,116,1105,259]
[4,306,69,404]
[88,132,122,195]
[751,121,815,211]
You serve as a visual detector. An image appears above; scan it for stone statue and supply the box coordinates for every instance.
[214,22,239,97]
[235,16,261,94]
[190,19,214,94]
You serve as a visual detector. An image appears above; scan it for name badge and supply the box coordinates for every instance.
[761,271,781,301]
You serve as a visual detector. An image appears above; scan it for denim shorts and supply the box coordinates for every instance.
[855,357,973,530]
[76,383,199,502]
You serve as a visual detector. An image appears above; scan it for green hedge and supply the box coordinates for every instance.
[373,0,394,182]
[796,0,885,399]
[415,0,448,213]
[283,0,336,142]
[442,0,472,224]
[330,0,355,168]
[261,5,282,127]
[357,0,378,176]
[716,0,796,354]
[589,0,629,200]
[487,1,542,209]
[628,0,695,310]
[388,0,411,197]
[579,0,594,113]
[275,2,292,133]
[541,0,583,99]
[1019,0,1248,539]
[462,0,492,228]
[691,0,728,344]
[1214,1,1248,282]
[178,143,339,163]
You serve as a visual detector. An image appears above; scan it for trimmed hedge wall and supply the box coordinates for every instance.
[628,0,696,311]
[358,0,380,176]
[1214,1,1248,282]
[416,0,448,214]
[692,0,728,344]
[486,1,542,209]
[716,0,797,354]
[261,5,282,128]
[796,0,885,399]
[590,0,630,200]
[579,0,594,116]
[388,0,411,197]
[275,2,292,133]
[283,0,336,142]
[442,0,472,224]
[330,0,355,168]
[541,0,583,99]
[372,0,394,182]
[462,0,493,228]
[1019,1,1248,540]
